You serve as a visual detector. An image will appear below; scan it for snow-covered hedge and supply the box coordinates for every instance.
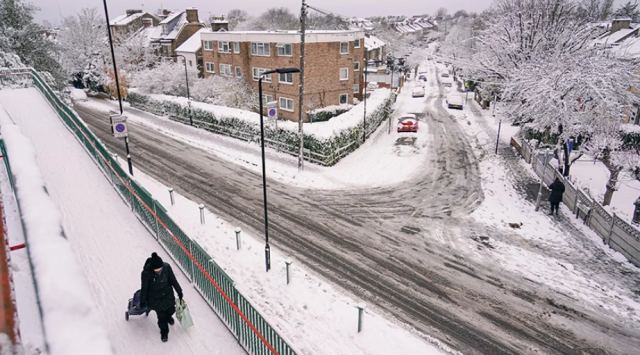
[307,104,353,123]
[0,107,112,355]
[128,89,395,165]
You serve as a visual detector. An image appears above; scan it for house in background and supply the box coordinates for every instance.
[364,34,385,62]
[200,29,365,121]
[175,28,207,75]
[150,8,205,58]
[109,9,160,41]
[593,18,640,50]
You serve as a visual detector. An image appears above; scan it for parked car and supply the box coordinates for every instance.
[397,114,419,133]
[418,72,428,81]
[446,94,464,110]
[440,72,450,78]
[412,86,425,97]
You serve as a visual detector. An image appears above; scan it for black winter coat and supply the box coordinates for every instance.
[140,262,183,311]
[548,180,565,204]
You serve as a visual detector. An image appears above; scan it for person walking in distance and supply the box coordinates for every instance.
[548,177,565,216]
[140,252,183,342]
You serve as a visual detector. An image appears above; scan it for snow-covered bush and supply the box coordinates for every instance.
[127,90,396,165]
[307,104,353,122]
[130,61,192,97]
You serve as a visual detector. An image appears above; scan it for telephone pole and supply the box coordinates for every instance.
[297,0,307,170]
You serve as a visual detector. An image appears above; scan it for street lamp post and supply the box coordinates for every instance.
[258,67,301,272]
[102,0,133,175]
[173,54,193,126]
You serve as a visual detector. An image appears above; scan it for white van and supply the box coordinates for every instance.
[446,94,464,110]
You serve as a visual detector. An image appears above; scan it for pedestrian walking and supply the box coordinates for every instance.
[548,177,565,216]
[140,252,183,342]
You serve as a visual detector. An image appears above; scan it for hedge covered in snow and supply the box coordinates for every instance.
[128,89,396,166]
[307,104,353,123]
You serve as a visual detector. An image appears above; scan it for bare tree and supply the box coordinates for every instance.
[225,9,248,30]
[578,0,615,20]
[614,1,640,21]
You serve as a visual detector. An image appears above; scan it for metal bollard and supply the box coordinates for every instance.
[285,260,292,285]
[199,204,205,224]
[357,304,365,333]
[234,227,242,250]
[168,188,175,206]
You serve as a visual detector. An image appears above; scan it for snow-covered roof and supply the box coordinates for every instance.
[175,28,206,53]
[364,35,385,50]
[109,11,154,26]
[160,11,183,25]
[201,29,364,43]
[612,36,640,58]
[153,11,191,41]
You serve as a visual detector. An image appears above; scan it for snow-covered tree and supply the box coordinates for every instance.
[469,0,640,204]
[614,1,640,22]
[130,61,194,97]
[225,9,248,30]
[578,0,615,20]
[57,8,108,90]
[236,8,298,31]
[114,29,157,73]
[0,0,63,83]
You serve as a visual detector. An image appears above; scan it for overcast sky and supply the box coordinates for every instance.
[31,0,497,25]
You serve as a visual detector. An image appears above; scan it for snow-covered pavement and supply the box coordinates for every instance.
[0,88,244,354]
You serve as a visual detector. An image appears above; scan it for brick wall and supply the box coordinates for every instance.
[201,37,364,121]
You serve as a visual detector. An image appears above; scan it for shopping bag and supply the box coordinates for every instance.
[175,298,194,329]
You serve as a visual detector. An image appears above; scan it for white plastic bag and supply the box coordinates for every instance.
[175,298,194,329]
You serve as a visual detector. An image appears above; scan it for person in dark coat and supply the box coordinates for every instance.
[140,252,183,342]
[548,177,565,216]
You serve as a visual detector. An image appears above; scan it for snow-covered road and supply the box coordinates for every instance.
[0,88,244,354]
[72,58,640,354]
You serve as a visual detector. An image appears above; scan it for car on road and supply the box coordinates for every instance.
[440,72,450,78]
[397,114,419,133]
[446,94,464,110]
[418,72,428,81]
[412,86,425,98]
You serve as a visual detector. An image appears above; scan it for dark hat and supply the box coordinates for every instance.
[150,252,164,269]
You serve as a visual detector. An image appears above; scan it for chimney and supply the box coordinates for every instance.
[611,18,631,33]
[142,18,153,28]
[186,8,199,24]
[211,16,229,32]
[126,9,142,16]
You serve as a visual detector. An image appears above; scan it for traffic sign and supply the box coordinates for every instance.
[267,101,277,120]
[111,114,128,138]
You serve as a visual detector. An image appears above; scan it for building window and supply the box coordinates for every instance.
[218,41,231,53]
[263,94,274,104]
[339,94,348,105]
[279,97,294,112]
[233,42,240,53]
[220,63,233,76]
[252,67,271,82]
[235,66,242,78]
[188,60,193,67]
[340,42,349,54]
[203,41,213,51]
[162,43,172,56]
[353,62,360,71]
[251,42,270,56]
[339,67,349,81]
[354,39,361,48]
[205,62,215,73]
[278,72,293,84]
[352,84,359,93]
[276,43,292,56]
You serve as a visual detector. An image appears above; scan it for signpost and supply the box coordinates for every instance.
[267,101,278,130]
[110,114,133,174]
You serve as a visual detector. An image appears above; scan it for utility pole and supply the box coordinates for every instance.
[297,0,307,170]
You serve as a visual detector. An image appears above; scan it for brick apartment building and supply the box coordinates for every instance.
[200,30,366,121]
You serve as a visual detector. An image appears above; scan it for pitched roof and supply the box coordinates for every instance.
[364,35,385,50]
[175,28,206,53]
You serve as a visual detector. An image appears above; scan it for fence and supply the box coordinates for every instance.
[14,68,296,355]
[512,137,640,267]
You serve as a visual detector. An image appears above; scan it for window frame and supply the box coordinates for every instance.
[353,61,360,71]
[205,62,215,73]
[203,40,214,51]
[251,42,271,56]
[232,41,240,53]
[340,41,349,54]
[235,66,242,78]
[252,67,272,82]
[339,93,349,105]
[354,39,361,48]
[339,67,349,81]
[278,72,294,84]
[279,96,295,112]
[276,43,293,56]
[219,63,233,76]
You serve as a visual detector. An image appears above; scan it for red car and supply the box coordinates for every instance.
[397,114,418,133]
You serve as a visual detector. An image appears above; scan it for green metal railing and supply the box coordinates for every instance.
[26,69,295,355]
